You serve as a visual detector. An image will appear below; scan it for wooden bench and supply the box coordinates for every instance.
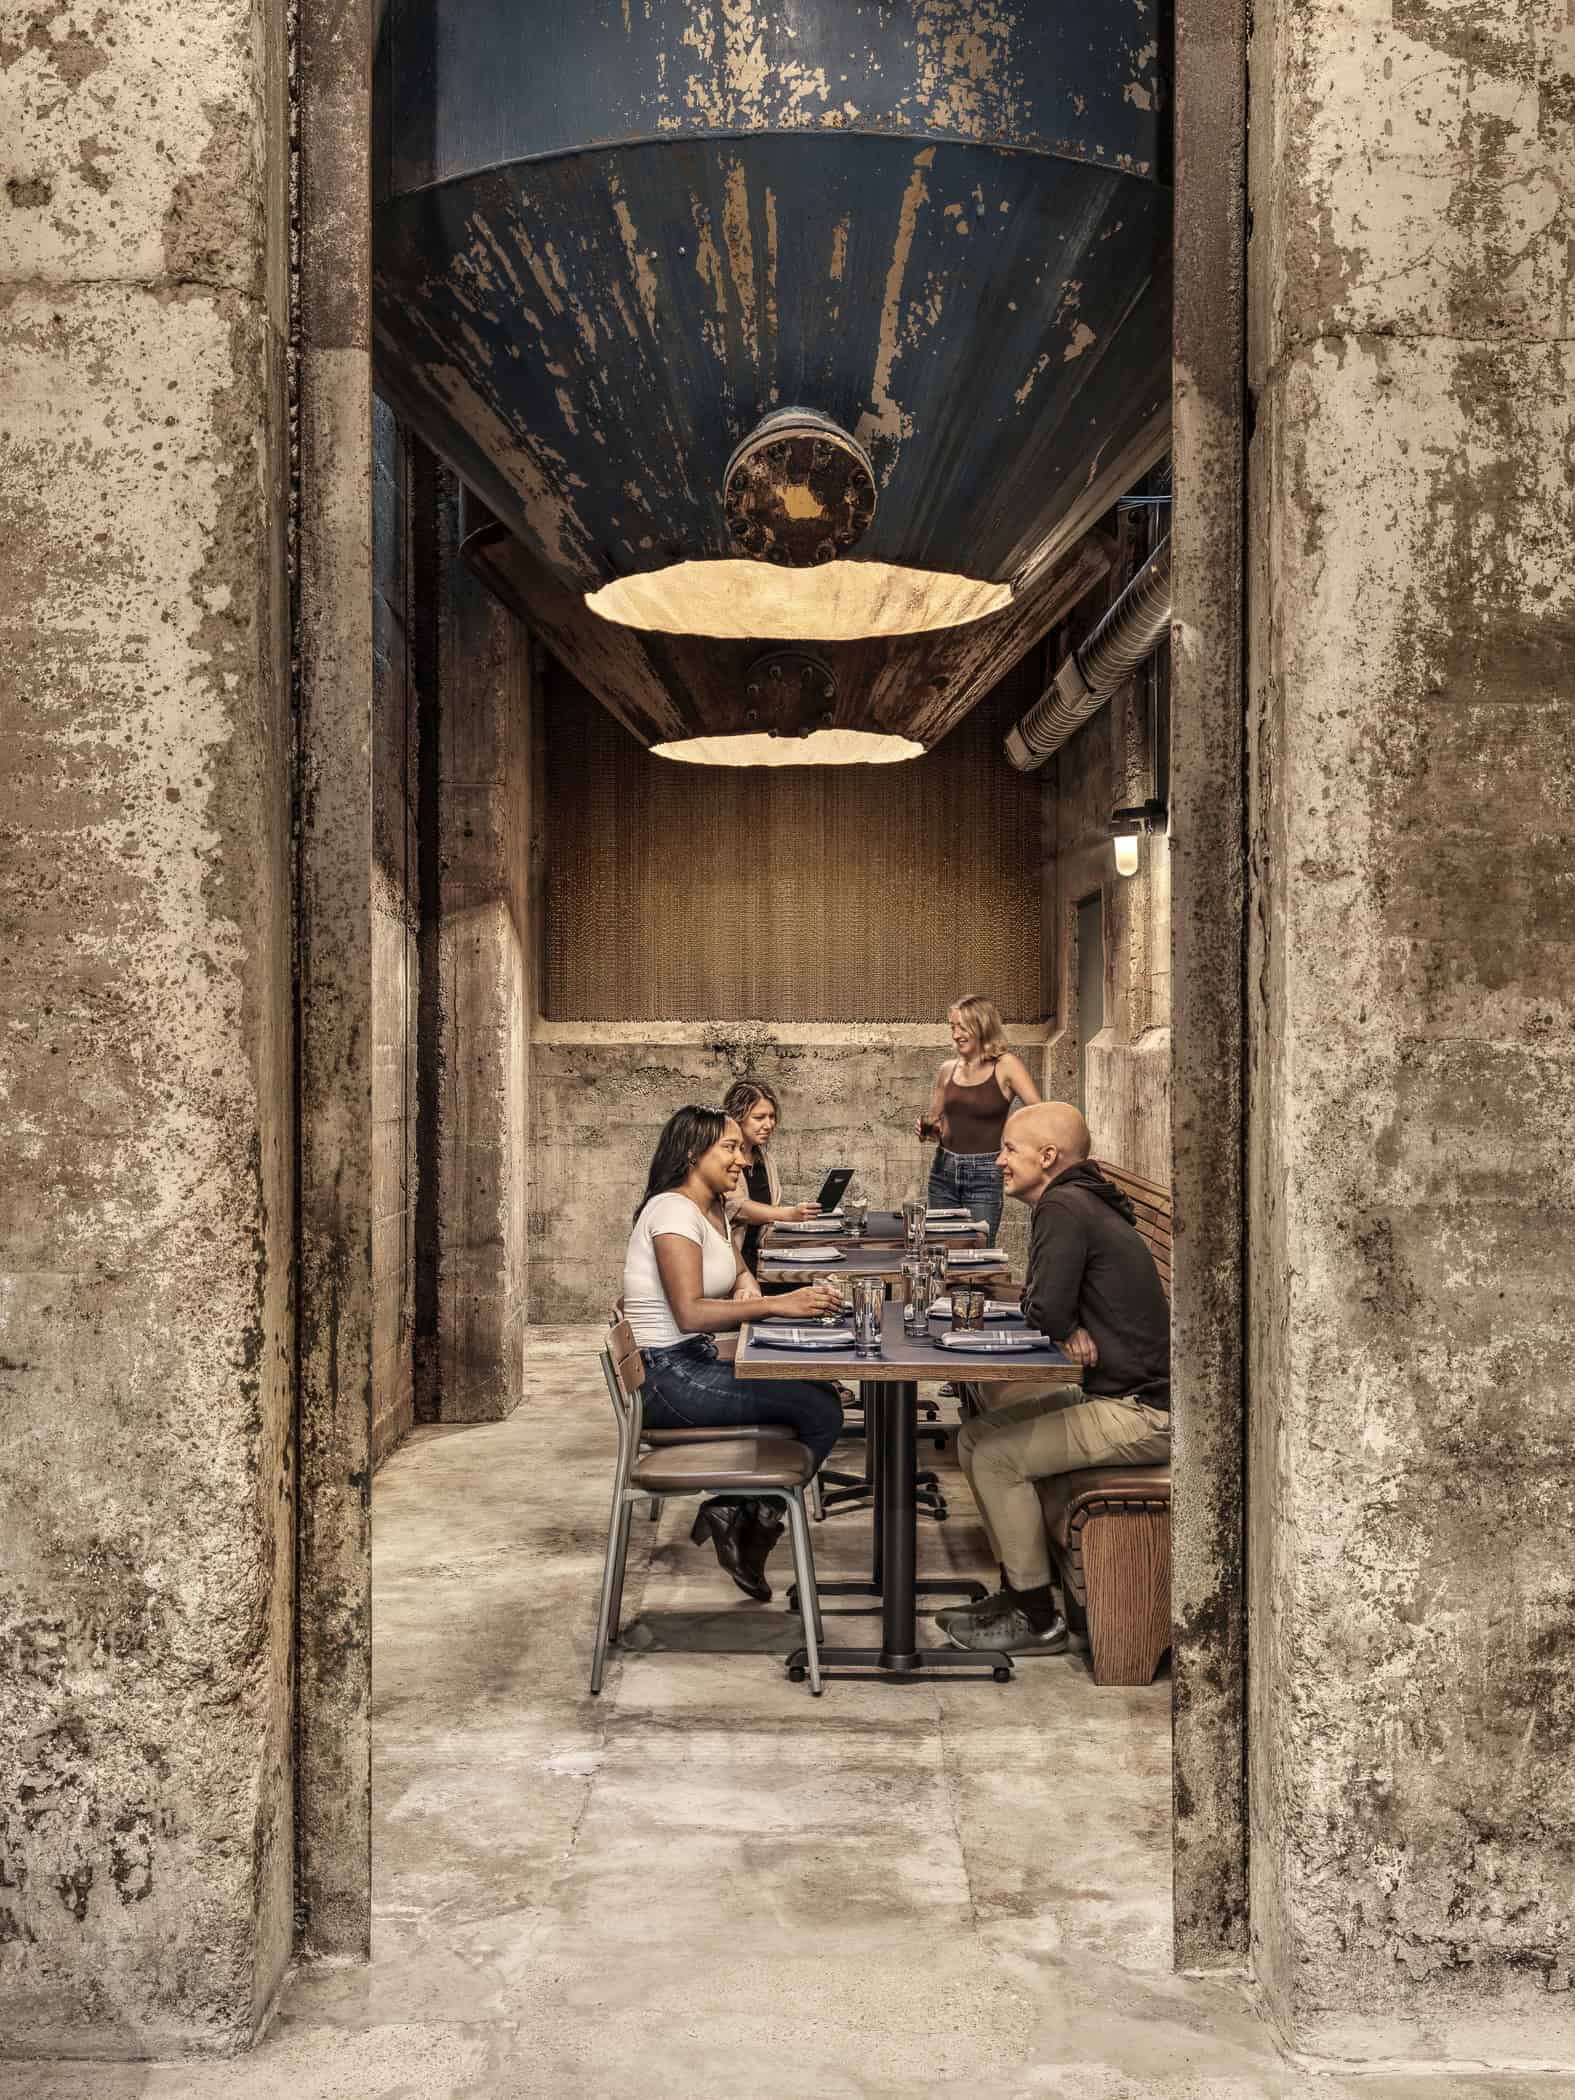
[1035,1160,1172,1686]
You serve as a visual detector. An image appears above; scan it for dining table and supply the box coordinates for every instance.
[736,1300,1078,1684]
[757,1240,1010,1289]
[761,1208,988,1249]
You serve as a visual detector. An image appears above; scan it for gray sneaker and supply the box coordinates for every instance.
[933,1588,1012,1631]
[944,1607,1069,1657]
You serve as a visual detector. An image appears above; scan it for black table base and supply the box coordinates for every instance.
[787,1378,1013,1685]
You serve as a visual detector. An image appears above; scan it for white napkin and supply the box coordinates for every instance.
[766,1244,847,1264]
[754,1324,855,1349]
[937,1329,1048,1353]
[948,1247,1006,1263]
[925,1218,979,1233]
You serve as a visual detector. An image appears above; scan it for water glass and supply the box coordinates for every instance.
[819,1274,851,1327]
[852,1277,884,1357]
[846,1195,868,1240]
[901,1258,931,1337]
[902,1199,927,1253]
[925,1247,948,1298]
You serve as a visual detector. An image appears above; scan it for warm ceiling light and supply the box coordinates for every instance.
[650,728,924,767]
[585,558,1012,641]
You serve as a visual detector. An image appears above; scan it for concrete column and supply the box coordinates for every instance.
[413,471,533,1421]
[294,0,375,1960]
[1247,0,1574,2061]
[0,0,294,2058]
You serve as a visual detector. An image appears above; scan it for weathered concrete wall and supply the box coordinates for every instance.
[0,0,294,2057]
[411,468,534,1419]
[371,399,419,1471]
[1048,633,1173,1185]
[1247,0,1575,2060]
[529,1027,1049,1324]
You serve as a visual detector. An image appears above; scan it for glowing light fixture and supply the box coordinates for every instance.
[1111,799,1167,878]
[652,728,923,767]
[585,557,1012,642]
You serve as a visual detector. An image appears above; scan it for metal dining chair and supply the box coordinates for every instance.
[604,1307,825,1524]
[592,1317,825,1696]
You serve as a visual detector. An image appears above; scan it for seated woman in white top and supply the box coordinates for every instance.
[624,1106,846,1602]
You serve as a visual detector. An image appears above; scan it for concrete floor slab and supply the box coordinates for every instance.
[5,1327,1567,2098]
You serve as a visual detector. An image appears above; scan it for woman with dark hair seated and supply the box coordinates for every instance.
[623,1106,846,1602]
[720,1076,821,1288]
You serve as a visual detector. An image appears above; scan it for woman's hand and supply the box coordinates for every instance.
[785,1282,844,1319]
[786,1202,822,1221]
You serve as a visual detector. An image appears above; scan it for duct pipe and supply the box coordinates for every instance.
[1004,536,1172,771]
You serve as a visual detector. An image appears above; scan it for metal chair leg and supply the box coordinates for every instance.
[783,1491,823,1695]
[591,1487,631,1695]
[606,1495,635,1651]
[810,1473,825,1522]
[648,1495,663,1522]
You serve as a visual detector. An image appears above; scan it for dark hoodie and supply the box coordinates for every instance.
[1023,1162,1170,1406]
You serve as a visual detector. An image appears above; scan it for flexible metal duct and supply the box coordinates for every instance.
[1004,536,1172,771]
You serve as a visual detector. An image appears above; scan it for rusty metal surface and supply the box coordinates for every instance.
[373,2,1171,747]
[380,0,1164,199]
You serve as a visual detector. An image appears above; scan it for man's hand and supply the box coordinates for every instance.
[1062,1325,1099,1367]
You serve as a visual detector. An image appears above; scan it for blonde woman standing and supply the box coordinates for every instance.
[916,995,1041,1241]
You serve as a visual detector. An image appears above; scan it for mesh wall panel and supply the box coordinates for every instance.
[543,658,1047,1022]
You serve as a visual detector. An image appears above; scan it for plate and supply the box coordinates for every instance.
[777,1218,845,1233]
[766,1245,847,1264]
[927,1297,1020,1320]
[937,1330,1051,1354]
[925,1219,979,1233]
[948,1247,1006,1264]
[753,1326,855,1350]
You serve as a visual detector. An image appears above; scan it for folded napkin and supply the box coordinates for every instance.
[948,1247,1007,1263]
[937,1329,1055,1354]
[766,1244,846,1264]
[924,1208,973,1220]
[925,1218,980,1233]
[753,1324,855,1349]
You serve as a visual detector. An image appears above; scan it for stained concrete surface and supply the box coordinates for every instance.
[1244,0,1575,2055]
[4,1329,1568,2098]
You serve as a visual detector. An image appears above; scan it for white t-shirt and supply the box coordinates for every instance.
[623,1191,739,1349]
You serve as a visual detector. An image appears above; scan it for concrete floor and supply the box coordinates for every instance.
[5,1329,1569,2099]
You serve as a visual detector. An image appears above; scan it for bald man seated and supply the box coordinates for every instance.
[939,1102,1171,1657]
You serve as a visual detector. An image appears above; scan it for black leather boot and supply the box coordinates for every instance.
[738,1500,785,1593]
[690,1499,772,1602]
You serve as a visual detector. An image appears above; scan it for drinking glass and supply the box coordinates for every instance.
[902,1199,926,1253]
[846,1193,868,1240]
[901,1257,931,1337]
[819,1274,851,1327]
[852,1276,884,1357]
[926,1247,948,1299]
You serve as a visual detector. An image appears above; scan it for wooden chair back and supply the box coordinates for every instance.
[1095,1160,1173,1300]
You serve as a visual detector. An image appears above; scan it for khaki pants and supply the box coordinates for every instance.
[955,1382,1171,1591]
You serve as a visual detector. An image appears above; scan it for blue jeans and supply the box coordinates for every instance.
[927,1149,1004,1241]
[640,1336,844,1473]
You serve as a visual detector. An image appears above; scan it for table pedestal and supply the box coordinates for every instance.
[788,1378,1014,1685]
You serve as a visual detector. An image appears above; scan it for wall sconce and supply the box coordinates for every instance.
[1110,799,1167,878]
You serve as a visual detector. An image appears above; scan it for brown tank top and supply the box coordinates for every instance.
[940,1060,1011,1155]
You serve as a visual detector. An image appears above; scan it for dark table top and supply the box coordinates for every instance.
[763,1209,987,1249]
[736,1301,1077,1386]
[758,1243,1010,1283]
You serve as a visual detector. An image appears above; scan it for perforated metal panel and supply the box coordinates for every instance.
[542,662,1047,1022]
